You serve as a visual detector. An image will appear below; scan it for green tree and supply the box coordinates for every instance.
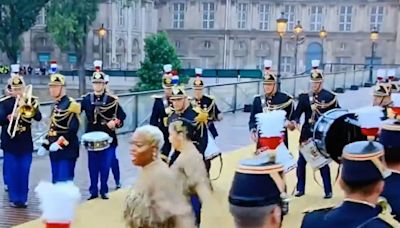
[0,0,49,63]
[134,32,188,92]
[46,0,101,95]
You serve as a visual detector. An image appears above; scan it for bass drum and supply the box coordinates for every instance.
[313,108,366,163]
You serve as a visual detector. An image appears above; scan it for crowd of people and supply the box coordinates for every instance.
[1,58,400,227]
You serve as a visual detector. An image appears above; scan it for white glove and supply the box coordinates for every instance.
[49,142,62,152]
[37,146,48,156]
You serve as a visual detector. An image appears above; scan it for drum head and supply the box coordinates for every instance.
[314,109,366,163]
[81,131,111,142]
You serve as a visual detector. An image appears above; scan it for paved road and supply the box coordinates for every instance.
[0,87,372,227]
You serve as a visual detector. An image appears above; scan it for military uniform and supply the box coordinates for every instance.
[150,65,174,161]
[166,85,208,169]
[248,61,294,147]
[0,67,42,207]
[192,68,222,139]
[301,140,398,228]
[103,67,121,189]
[373,69,393,120]
[41,73,80,184]
[81,68,126,199]
[229,155,286,227]
[293,66,339,198]
[380,122,400,221]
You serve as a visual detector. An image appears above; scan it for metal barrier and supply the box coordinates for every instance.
[0,68,375,154]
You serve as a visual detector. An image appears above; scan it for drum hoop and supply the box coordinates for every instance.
[313,108,351,158]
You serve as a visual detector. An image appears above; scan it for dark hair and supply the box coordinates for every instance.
[384,147,400,164]
[340,179,382,196]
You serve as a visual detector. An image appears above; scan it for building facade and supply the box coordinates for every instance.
[0,0,158,70]
[157,0,400,75]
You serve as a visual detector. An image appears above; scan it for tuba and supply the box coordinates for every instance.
[7,85,37,138]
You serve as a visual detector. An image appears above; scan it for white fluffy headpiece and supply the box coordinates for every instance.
[35,181,81,223]
[392,93,400,107]
[354,106,384,129]
[256,110,286,137]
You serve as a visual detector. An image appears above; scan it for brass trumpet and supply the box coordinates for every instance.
[7,85,37,138]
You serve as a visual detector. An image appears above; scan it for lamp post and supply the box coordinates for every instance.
[368,27,379,87]
[276,12,288,91]
[293,20,303,75]
[98,23,107,66]
[319,26,327,70]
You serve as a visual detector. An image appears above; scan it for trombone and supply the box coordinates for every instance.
[7,85,37,138]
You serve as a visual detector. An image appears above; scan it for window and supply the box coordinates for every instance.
[175,40,181,49]
[284,5,296,31]
[237,41,245,50]
[204,41,211,49]
[259,4,270,30]
[339,6,352,32]
[131,1,138,27]
[310,6,323,31]
[203,2,215,29]
[237,3,248,29]
[36,8,46,25]
[281,57,292,73]
[118,0,125,26]
[259,42,268,51]
[340,42,346,51]
[172,3,185,29]
[370,6,384,31]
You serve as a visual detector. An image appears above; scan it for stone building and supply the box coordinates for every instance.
[0,0,158,70]
[156,0,400,75]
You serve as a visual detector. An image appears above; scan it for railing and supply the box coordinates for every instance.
[0,68,377,156]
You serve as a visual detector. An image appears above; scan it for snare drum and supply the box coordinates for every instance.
[300,139,332,170]
[276,143,297,173]
[204,129,221,160]
[81,131,113,151]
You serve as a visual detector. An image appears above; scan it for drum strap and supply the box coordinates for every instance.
[312,163,342,190]
[210,154,223,181]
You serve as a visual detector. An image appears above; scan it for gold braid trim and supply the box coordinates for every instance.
[377,197,400,227]
[265,99,293,112]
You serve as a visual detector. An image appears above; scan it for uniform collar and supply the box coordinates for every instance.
[143,159,161,171]
[56,95,68,103]
[343,198,376,208]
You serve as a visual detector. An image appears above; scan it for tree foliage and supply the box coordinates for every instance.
[135,32,187,91]
[0,0,49,63]
[46,0,101,95]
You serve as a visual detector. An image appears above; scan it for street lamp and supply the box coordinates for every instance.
[98,23,107,66]
[276,12,288,91]
[368,27,379,86]
[319,26,327,70]
[293,20,303,75]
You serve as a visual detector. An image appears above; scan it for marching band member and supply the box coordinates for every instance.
[249,60,295,147]
[2,83,11,192]
[373,70,392,120]
[81,60,126,200]
[35,181,81,228]
[229,156,286,228]
[380,100,400,221]
[104,74,121,189]
[167,83,209,170]
[124,125,195,228]
[168,118,213,226]
[301,140,398,227]
[292,60,339,199]
[192,68,223,139]
[150,64,174,162]
[0,64,42,208]
[39,70,81,184]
